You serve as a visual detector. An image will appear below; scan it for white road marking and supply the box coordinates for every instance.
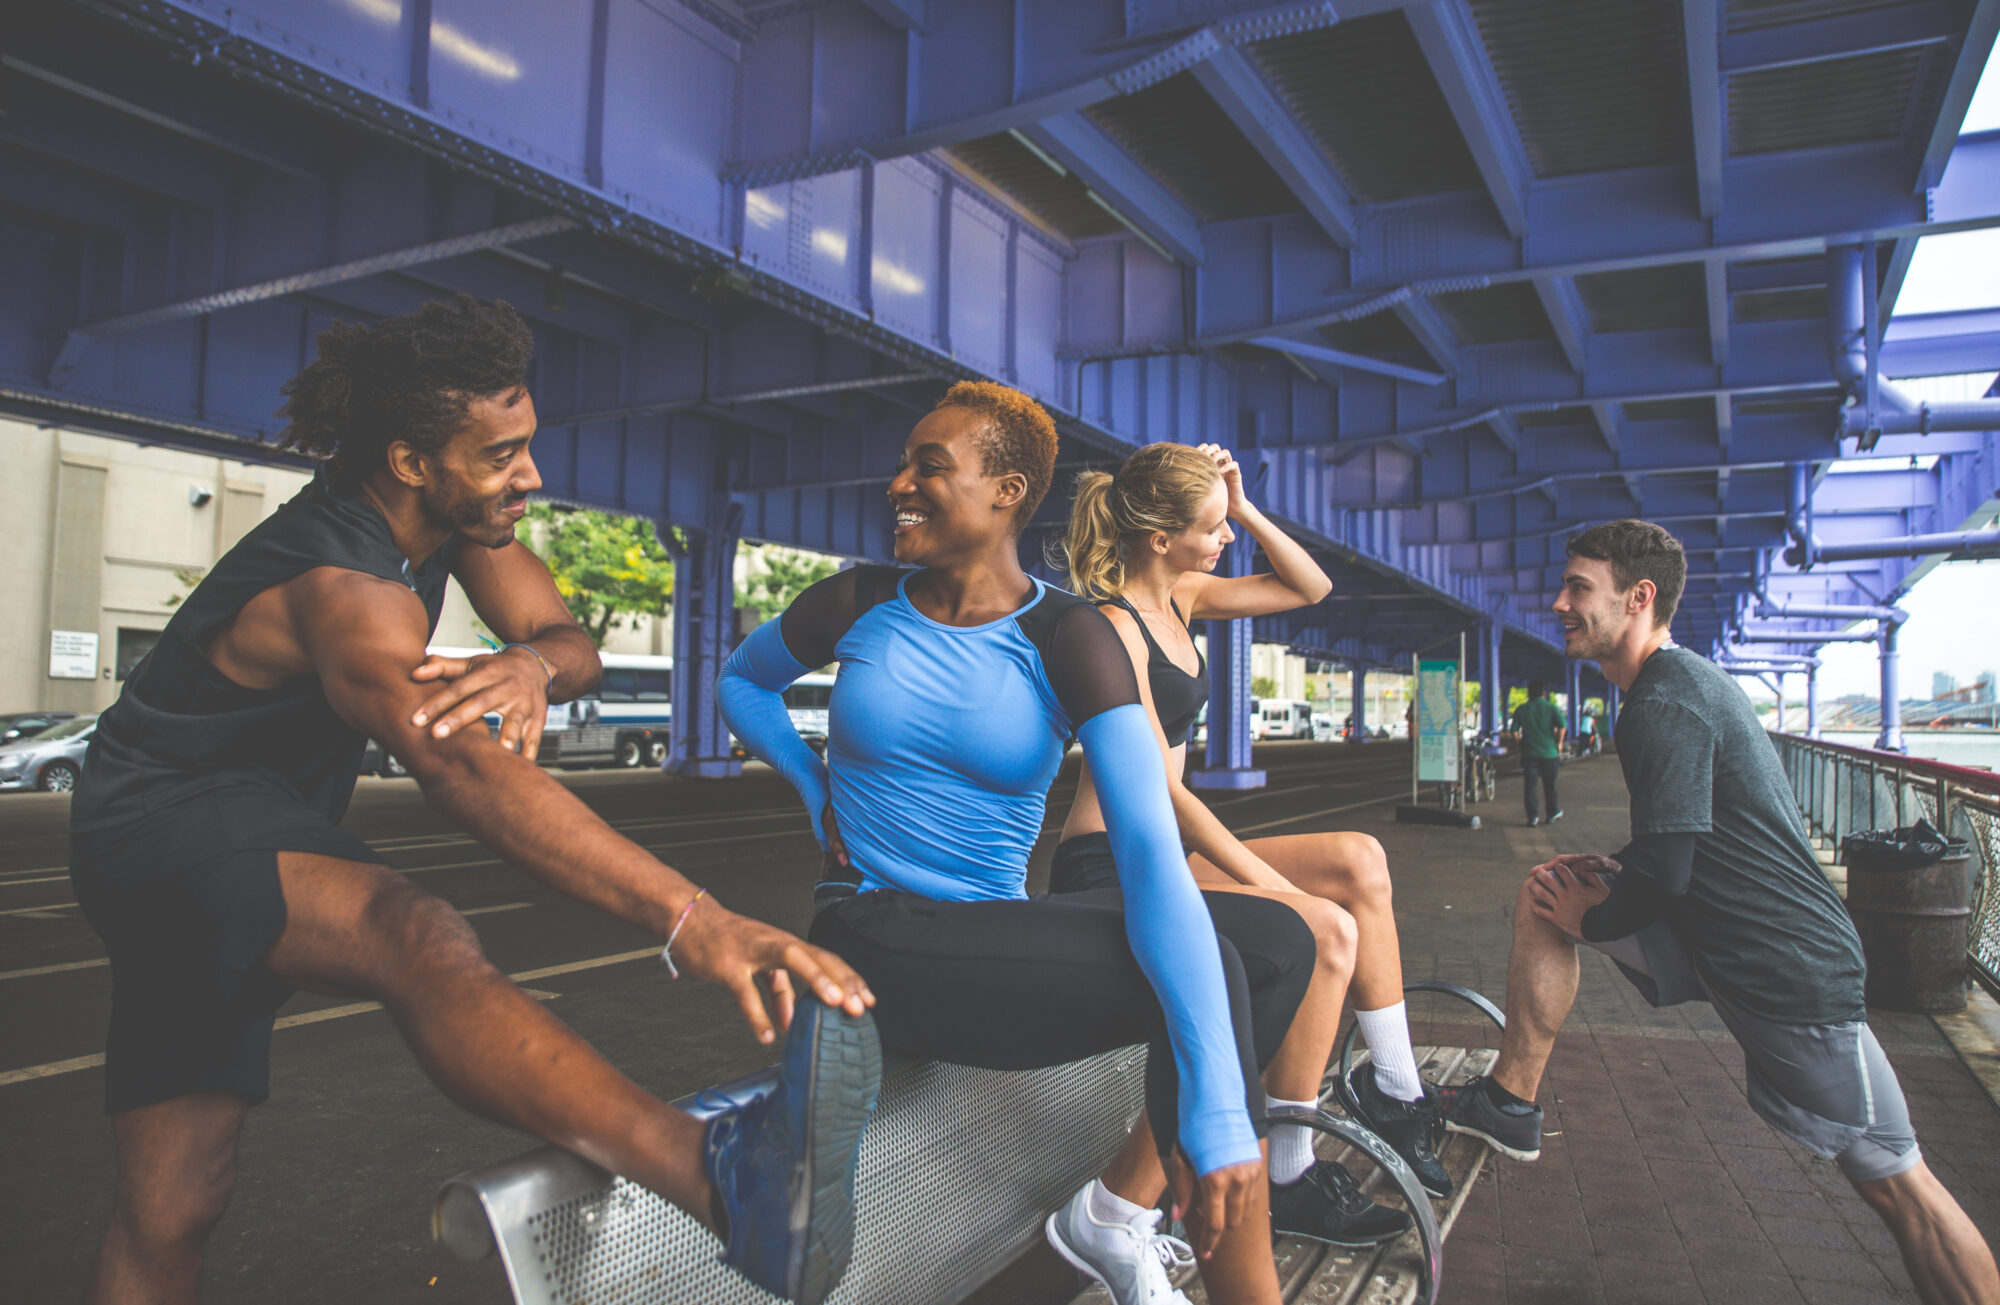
[0,956,108,981]
[0,901,77,917]
[0,948,641,1086]
[1231,786,1406,835]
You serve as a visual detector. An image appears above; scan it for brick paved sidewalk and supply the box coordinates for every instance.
[1385,752,2000,1305]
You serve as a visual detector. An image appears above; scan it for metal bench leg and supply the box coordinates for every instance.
[1335,980,1506,1120]
[1317,980,1506,1305]
[1265,1106,1443,1305]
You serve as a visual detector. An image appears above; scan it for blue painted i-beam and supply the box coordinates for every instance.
[3,0,1995,769]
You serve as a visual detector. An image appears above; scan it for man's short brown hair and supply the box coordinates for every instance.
[1566,520,1686,629]
[935,381,1060,535]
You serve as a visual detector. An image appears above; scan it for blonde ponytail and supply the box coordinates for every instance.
[1057,443,1221,601]
[1063,470,1126,600]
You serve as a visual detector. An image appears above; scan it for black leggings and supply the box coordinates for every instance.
[808,885,1317,1162]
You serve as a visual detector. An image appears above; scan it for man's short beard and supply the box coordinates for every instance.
[425,482,518,549]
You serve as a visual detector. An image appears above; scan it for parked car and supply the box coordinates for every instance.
[0,711,77,745]
[0,714,97,792]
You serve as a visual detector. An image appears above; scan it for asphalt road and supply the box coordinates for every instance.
[0,741,1415,1304]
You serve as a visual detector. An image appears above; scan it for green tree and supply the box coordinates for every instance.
[736,546,841,626]
[162,566,206,609]
[523,504,675,647]
[1252,675,1279,700]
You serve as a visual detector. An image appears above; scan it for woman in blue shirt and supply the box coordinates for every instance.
[720,382,1323,1304]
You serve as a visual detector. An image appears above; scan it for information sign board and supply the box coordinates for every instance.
[1415,658,1461,783]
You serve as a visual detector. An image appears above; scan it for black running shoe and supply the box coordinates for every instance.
[1269,1159,1412,1248]
[1345,1065,1453,1199]
[1437,1074,1542,1162]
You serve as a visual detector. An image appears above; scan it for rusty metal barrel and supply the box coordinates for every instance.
[1840,828,1972,1014]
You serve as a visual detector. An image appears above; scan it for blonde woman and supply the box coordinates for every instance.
[1048,442,1448,1250]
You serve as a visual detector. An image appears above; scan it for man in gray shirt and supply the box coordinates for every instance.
[1441,520,1996,1305]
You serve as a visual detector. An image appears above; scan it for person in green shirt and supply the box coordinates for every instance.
[1508,679,1567,826]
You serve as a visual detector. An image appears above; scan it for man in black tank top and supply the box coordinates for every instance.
[70,298,878,1305]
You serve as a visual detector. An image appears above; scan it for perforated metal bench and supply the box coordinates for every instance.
[434,1047,1150,1305]
[433,982,1498,1305]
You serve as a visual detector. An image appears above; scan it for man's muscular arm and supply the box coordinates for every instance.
[292,568,871,1040]
[409,541,601,757]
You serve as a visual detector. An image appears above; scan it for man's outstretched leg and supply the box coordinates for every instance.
[1439,864,1584,1161]
[268,852,878,1304]
[87,1094,248,1305]
[1854,1162,2000,1305]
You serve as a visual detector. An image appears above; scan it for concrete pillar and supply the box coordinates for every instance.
[1774,673,1787,735]
[1192,534,1266,789]
[1807,665,1820,739]
[1350,664,1367,742]
[665,518,744,779]
[1876,623,1904,753]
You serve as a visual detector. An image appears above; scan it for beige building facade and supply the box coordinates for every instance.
[0,417,681,715]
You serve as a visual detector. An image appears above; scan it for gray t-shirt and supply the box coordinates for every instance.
[1616,646,1865,1025]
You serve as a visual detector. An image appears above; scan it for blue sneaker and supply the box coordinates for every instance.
[704,995,881,1303]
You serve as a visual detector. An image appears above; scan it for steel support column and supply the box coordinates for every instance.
[1351,665,1367,743]
[1192,535,1265,790]
[1876,623,1904,754]
[666,516,744,779]
[1608,685,1622,743]
[1479,619,1502,736]
[1807,664,1821,739]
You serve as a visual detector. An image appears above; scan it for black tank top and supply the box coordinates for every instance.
[1102,594,1208,749]
[72,476,460,832]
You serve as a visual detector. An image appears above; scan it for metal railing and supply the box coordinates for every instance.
[1770,732,2000,992]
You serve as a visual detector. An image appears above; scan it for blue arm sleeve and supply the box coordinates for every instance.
[1078,703,1260,1176]
[717,618,832,846]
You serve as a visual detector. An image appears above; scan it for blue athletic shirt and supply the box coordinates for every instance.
[717,566,1259,1175]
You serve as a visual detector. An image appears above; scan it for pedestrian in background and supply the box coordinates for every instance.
[1508,679,1566,825]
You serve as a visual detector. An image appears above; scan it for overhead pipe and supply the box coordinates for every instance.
[1791,527,2000,565]
[1733,625,1881,643]
[1828,246,2000,445]
[1757,598,1908,624]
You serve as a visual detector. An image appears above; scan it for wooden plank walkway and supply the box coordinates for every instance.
[1067,1045,1497,1305]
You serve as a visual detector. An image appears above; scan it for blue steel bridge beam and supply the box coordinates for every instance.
[727,0,1353,185]
[1190,43,1360,249]
[1534,277,1593,378]
[1682,0,1724,221]
[1403,0,1530,239]
[1018,114,1204,265]
[1162,135,2000,350]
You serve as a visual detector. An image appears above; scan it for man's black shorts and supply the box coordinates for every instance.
[70,779,383,1114]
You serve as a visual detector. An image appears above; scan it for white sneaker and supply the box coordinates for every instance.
[1045,1184,1194,1305]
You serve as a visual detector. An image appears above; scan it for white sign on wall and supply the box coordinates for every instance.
[49,630,99,680]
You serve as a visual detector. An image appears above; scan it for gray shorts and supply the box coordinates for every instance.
[1574,908,1921,1183]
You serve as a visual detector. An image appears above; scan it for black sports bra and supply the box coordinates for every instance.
[1103,594,1208,749]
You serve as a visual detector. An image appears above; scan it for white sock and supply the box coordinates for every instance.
[1265,1095,1319,1184]
[1356,1002,1425,1102]
[1085,1178,1149,1228]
